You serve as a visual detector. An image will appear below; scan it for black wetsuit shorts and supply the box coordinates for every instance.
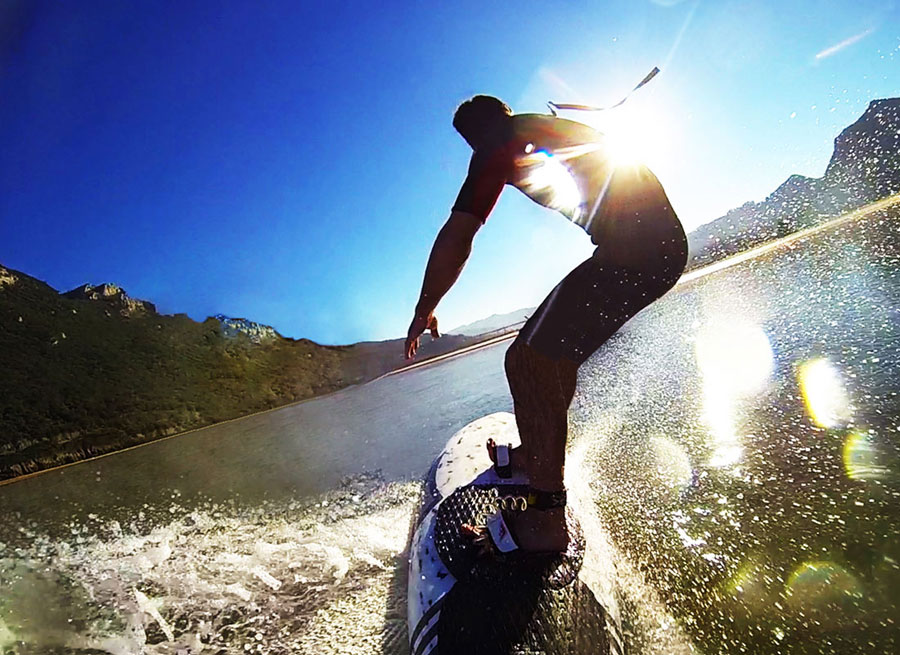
[518,245,687,365]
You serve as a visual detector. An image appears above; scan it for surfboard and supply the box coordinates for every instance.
[407,412,621,655]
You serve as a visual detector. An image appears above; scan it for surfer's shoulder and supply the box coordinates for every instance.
[510,113,602,145]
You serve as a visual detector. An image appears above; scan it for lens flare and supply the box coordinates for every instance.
[798,358,851,428]
[695,322,774,396]
[843,431,890,481]
[518,150,582,218]
[785,561,864,613]
[695,320,774,467]
[728,557,779,608]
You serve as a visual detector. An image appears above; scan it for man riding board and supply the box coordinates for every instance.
[404,95,687,553]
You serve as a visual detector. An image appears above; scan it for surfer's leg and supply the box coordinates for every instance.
[499,256,605,551]
[508,256,617,479]
[504,339,576,490]
[501,253,681,551]
[501,339,574,551]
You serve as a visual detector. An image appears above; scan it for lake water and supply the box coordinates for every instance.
[1,202,899,655]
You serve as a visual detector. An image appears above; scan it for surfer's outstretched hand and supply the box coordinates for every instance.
[405,313,440,359]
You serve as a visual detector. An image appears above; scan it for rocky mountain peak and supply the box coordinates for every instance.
[688,96,900,269]
[62,283,157,317]
[836,98,900,140]
[824,98,900,208]
[0,266,18,288]
[214,314,279,344]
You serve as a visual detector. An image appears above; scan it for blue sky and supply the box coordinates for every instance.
[1,0,898,344]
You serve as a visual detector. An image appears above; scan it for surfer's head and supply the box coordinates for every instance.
[453,95,511,149]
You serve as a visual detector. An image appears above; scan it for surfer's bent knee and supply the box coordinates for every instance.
[505,337,525,380]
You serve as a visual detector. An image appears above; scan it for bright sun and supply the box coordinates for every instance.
[580,103,672,171]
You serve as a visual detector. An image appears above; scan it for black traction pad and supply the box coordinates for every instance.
[433,484,585,589]
[435,575,610,655]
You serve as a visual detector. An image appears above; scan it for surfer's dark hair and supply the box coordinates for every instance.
[453,95,511,146]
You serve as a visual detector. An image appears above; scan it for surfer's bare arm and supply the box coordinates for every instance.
[405,211,483,359]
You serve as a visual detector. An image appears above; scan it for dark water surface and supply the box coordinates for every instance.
[1,341,512,525]
[1,203,898,654]
[570,204,900,654]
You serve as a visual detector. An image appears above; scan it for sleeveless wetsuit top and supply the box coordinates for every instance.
[453,114,686,272]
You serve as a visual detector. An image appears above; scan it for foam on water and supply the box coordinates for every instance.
[1,464,690,655]
[0,473,417,655]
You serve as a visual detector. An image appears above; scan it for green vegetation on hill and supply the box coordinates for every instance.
[0,266,477,480]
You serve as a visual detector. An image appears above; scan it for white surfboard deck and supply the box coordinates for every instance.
[408,412,624,655]
[433,411,529,497]
[409,412,528,655]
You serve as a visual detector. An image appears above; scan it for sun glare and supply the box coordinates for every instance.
[519,150,583,218]
[569,102,672,172]
[695,319,774,468]
[798,358,851,429]
[602,106,667,169]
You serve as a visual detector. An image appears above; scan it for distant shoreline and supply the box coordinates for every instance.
[375,329,521,380]
[0,329,518,488]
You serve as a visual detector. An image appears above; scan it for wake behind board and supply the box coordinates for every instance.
[408,412,620,655]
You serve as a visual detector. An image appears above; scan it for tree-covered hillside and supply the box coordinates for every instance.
[0,266,475,480]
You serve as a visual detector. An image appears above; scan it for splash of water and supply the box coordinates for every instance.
[0,473,418,655]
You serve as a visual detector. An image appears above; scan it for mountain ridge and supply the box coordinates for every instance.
[449,307,535,336]
[687,98,900,268]
[0,265,480,480]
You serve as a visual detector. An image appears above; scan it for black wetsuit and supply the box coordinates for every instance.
[453,114,687,364]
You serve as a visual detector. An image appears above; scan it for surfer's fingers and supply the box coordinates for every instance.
[426,315,440,338]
